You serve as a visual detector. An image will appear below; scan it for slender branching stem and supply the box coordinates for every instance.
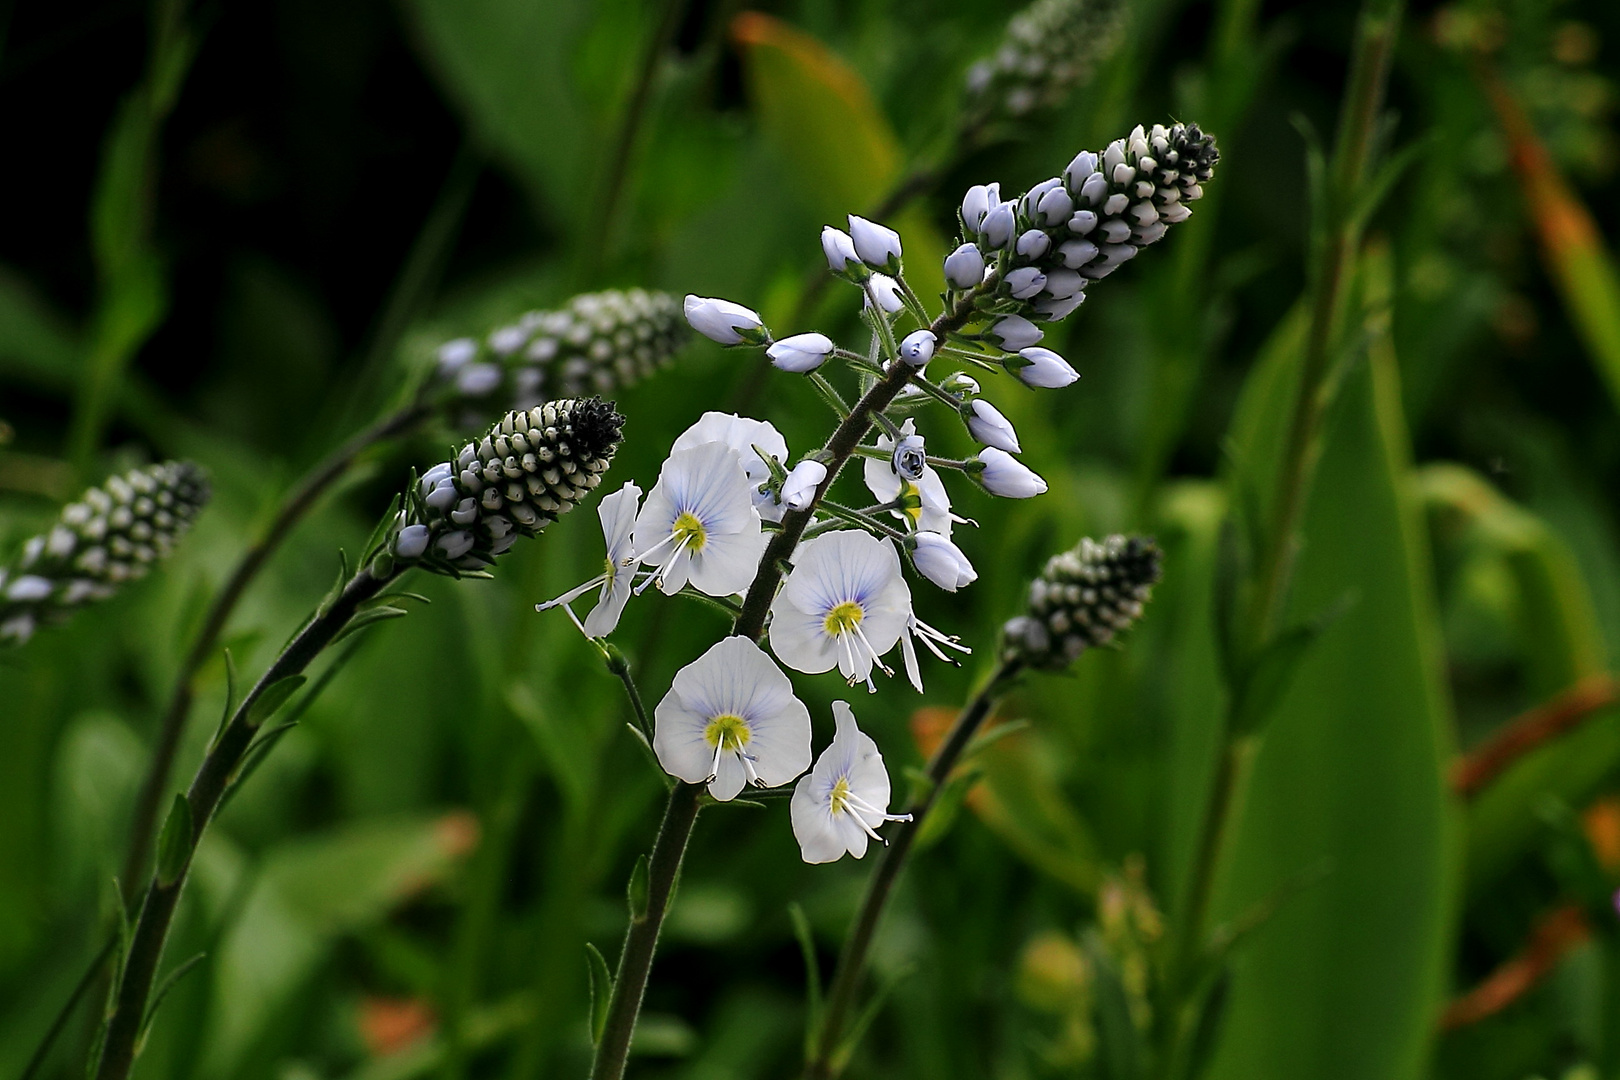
[94,567,398,1080]
[803,660,1022,1079]
[587,278,999,1080]
[119,401,431,903]
[20,936,116,1080]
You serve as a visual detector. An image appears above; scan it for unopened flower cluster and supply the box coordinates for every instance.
[434,289,686,419]
[1001,535,1162,669]
[391,398,624,575]
[0,461,209,644]
[541,122,1209,865]
[963,0,1127,126]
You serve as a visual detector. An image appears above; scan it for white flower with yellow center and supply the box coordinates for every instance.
[863,420,961,537]
[653,636,813,801]
[769,531,910,692]
[790,701,910,863]
[671,412,791,522]
[632,442,766,596]
[535,482,644,637]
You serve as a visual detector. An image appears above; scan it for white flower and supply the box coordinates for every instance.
[898,329,936,368]
[977,447,1048,498]
[536,482,643,637]
[961,183,999,232]
[791,702,909,863]
[943,243,984,290]
[821,226,860,273]
[981,201,1017,249]
[684,294,766,345]
[966,399,1021,453]
[781,460,827,511]
[653,636,812,801]
[455,362,502,397]
[912,532,976,592]
[672,412,790,522]
[847,215,902,270]
[769,531,910,692]
[5,575,52,601]
[865,274,904,315]
[987,315,1043,351]
[1014,347,1080,389]
[633,443,767,596]
[767,332,834,373]
[863,420,958,536]
[436,338,477,374]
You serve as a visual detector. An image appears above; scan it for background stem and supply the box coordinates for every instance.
[804,660,1020,1080]
[94,566,396,1080]
[118,401,430,904]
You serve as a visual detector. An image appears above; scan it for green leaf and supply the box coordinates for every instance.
[330,605,410,644]
[1229,593,1356,736]
[1081,931,1141,1080]
[585,942,613,1044]
[626,855,649,922]
[1204,272,1454,1080]
[154,794,192,889]
[244,674,308,729]
[788,902,822,1057]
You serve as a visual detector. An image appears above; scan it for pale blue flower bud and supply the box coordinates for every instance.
[898,329,937,367]
[1016,229,1051,260]
[848,214,903,271]
[781,459,828,511]
[1013,346,1079,388]
[966,399,1022,453]
[981,201,1017,249]
[1005,267,1047,299]
[767,332,835,373]
[988,314,1043,350]
[912,532,977,592]
[685,294,768,346]
[944,243,986,289]
[821,226,862,274]
[866,274,904,314]
[976,447,1047,498]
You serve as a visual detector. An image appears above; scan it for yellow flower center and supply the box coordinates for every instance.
[672,511,707,552]
[898,481,923,525]
[829,777,851,815]
[704,712,751,752]
[824,600,864,637]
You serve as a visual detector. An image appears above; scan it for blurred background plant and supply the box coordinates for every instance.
[2,0,1619,1077]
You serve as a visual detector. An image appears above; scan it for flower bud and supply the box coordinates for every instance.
[0,462,210,646]
[940,371,981,397]
[912,532,978,592]
[962,183,999,231]
[821,226,862,275]
[943,243,986,290]
[898,329,937,368]
[1001,534,1161,668]
[981,201,1017,249]
[1012,346,1079,388]
[781,459,828,511]
[965,399,1022,452]
[393,398,624,574]
[976,447,1047,498]
[685,294,768,346]
[1016,229,1051,260]
[1005,267,1047,299]
[1035,293,1086,320]
[892,430,927,481]
[866,273,904,314]
[987,314,1044,351]
[847,214,903,271]
[767,332,835,373]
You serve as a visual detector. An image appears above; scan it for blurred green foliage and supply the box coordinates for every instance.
[3,0,1620,1078]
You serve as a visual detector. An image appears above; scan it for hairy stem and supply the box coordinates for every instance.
[804,661,1021,1080]
[94,567,396,1080]
[588,280,997,1080]
[119,401,430,904]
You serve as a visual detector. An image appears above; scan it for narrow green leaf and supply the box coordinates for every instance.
[140,952,206,1035]
[316,552,350,618]
[585,942,613,1044]
[154,794,193,889]
[245,674,308,728]
[1186,969,1233,1080]
[626,855,649,922]
[331,606,410,644]
[788,902,823,1058]
[1230,593,1356,735]
[1081,931,1141,1080]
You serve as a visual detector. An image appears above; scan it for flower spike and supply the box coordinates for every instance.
[1001,534,1162,669]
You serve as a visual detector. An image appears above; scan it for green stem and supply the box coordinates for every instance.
[804,661,1022,1080]
[20,936,116,1080]
[119,401,431,904]
[587,276,999,1080]
[93,566,397,1080]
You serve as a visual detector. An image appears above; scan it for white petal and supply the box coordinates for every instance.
[687,527,768,597]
